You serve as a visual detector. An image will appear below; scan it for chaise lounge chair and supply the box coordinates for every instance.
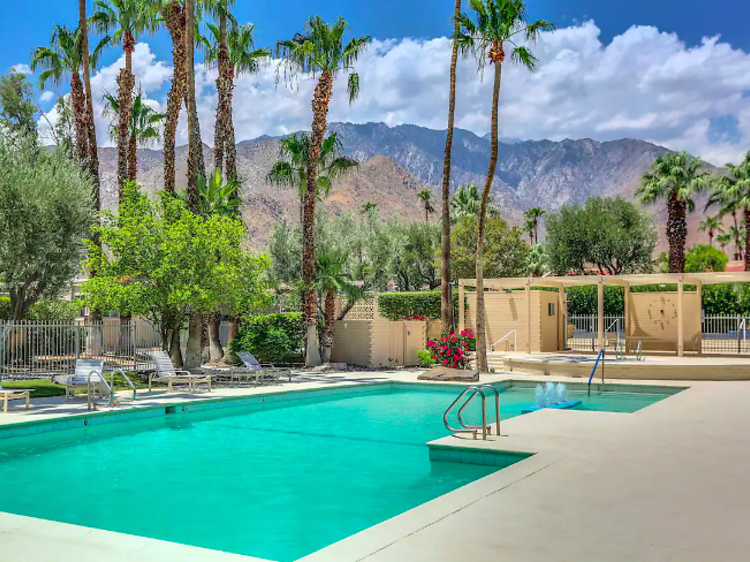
[0,384,31,413]
[66,359,109,400]
[149,351,212,392]
[236,351,292,385]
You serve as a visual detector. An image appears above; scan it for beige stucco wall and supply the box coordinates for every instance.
[331,321,372,365]
[539,291,560,352]
[628,292,701,352]
[332,319,427,368]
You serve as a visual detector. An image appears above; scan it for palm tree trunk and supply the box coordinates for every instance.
[440,0,461,335]
[745,209,750,272]
[666,196,687,273]
[79,0,100,202]
[302,72,334,367]
[213,7,230,177]
[424,204,429,223]
[117,40,135,200]
[164,0,187,194]
[475,62,502,373]
[127,130,137,182]
[321,289,335,363]
[185,0,205,211]
[70,73,88,163]
[225,89,237,184]
[709,229,714,247]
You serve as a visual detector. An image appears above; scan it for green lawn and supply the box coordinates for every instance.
[1,379,65,397]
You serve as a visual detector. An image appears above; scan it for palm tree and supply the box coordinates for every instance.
[102,89,166,179]
[716,233,732,255]
[715,152,750,269]
[451,183,481,220]
[276,17,370,367]
[315,248,361,363]
[636,151,706,273]
[527,244,548,277]
[30,25,108,163]
[456,0,554,371]
[80,0,101,200]
[440,0,463,334]
[523,217,535,244]
[730,225,746,261]
[698,216,724,247]
[524,207,546,244]
[92,0,159,197]
[417,189,435,222]
[161,0,186,194]
[202,17,270,183]
[267,132,358,223]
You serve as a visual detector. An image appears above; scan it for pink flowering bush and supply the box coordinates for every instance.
[425,328,474,369]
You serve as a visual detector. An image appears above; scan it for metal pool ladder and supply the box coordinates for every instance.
[443,385,501,440]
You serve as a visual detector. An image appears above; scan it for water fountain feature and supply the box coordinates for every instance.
[522,382,582,414]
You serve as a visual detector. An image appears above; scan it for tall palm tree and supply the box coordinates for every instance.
[315,248,361,363]
[730,225,746,261]
[276,17,370,367]
[267,132,358,223]
[450,183,481,220]
[183,0,206,214]
[456,0,554,371]
[417,189,435,222]
[524,206,546,244]
[440,0,463,334]
[202,14,270,183]
[636,151,706,273]
[720,152,750,269]
[523,217,534,244]
[716,233,732,255]
[161,0,186,194]
[30,25,108,162]
[80,0,101,199]
[698,216,724,247]
[92,0,159,198]
[102,89,166,178]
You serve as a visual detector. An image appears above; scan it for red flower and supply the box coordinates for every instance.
[432,355,438,360]
[443,359,449,365]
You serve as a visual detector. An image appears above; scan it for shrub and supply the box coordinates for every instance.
[231,313,304,363]
[417,349,436,368]
[566,286,625,316]
[426,328,474,369]
[0,297,79,322]
[379,291,458,321]
[0,296,10,320]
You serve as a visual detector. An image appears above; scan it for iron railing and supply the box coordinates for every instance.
[701,315,750,355]
[0,321,163,380]
[567,315,624,352]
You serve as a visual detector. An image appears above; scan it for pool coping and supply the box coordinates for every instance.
[0,374,693,562]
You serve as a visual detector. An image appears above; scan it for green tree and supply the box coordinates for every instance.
[53,96,76,152]
[684,244,729,273]
[527,243,549,277]
[710,152,750,270]
[102,88,165,178]
[439,0,464,336]
[276,15,371,367]
[81,183,268,367]
[524,206,546,244]
[730,224,746,261]
[0,138,94,320]
[202,16,270,183]
[698,215,724,247]
[30,24,108,162]
[716,232,732,254]
[450,183,481,220]
[389,222,441,291]
[266,132,358,222]
[636,151,707,273]
[0,70,37,142]
[451,215,529,281]
[456,0,554,371]
[315,248,361,363]
[545,196,657,275]
[417,189,435,222]
[92,0,159,195]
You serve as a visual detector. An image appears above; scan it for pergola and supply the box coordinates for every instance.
[458,272,750,357]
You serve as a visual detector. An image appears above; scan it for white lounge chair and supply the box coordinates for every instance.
[0,384,31,413]
[149,351,212,392]
[66,359,109,400]
[236,351,292,385]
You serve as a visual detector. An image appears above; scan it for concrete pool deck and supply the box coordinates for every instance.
[0,369,749,561]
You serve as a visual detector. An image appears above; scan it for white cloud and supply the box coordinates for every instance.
[38,22,750,164]
[40,91,54,102]
[11,63,32,75]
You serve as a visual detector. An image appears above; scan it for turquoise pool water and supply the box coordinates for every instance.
[0,385,673,561]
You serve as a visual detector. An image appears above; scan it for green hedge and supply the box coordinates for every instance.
[378,291,458,321]
[566,286,625,316]
[231,313,304,363]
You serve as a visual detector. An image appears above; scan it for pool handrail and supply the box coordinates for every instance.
[587,348,605,397]
[110,368,137,407]
[444,386,484,439]
[445,385,501,440]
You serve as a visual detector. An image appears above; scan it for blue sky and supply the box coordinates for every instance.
[4,1,749,164]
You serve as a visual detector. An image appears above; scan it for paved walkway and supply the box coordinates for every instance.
[1,370,749,561]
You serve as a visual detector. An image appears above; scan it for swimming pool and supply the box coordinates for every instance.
[0,383,677,561]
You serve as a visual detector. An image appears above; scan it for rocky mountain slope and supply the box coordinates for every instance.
[98,122,712,249]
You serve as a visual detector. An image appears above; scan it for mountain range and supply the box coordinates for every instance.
[97,122,712,249]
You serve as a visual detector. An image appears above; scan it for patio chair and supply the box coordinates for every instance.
[236,351,292,385]
[0,384,31,413]
[66,359,109,400]
[149,351,212,392]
